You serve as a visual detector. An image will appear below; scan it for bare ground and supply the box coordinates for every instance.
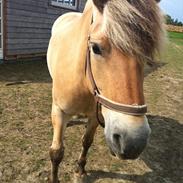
[0,40,183,183]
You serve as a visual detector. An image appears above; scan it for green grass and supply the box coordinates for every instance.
[0,30,183,183]
[164,31,183,73]
[168,31,183,46]
[168,31,183,39]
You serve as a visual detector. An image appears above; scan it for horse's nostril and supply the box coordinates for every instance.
[113,134,121,149]
[113,134,120,141]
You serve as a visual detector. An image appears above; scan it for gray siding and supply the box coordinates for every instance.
[6,0,86,57]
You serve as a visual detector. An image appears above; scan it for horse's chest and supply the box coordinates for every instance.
[53,82,94,115]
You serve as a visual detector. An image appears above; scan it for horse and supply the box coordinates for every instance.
[47,0,164,182]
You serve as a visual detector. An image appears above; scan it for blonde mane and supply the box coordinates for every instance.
[103,0,165,62]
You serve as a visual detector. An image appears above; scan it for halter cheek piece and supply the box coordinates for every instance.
[85,36,147,128]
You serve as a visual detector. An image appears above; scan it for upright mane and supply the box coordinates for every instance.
[102,0,165,62]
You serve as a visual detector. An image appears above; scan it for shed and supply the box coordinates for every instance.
[1,0,86,61]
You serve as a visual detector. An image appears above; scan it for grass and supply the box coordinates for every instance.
[167,31,183,46]
[165,32,183,73]
[168,31,183,39]
[144,30,183,120]
[0,32,182,183]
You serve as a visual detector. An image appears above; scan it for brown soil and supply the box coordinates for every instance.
[0,44,182,183]
[166,25,183,33]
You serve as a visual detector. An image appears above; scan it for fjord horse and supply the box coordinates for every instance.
[47,0,164,182]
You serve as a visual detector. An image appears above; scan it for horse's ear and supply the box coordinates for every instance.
[93,0,108,12]
[155,0,161,3]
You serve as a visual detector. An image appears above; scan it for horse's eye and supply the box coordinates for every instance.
[92,43,102,55]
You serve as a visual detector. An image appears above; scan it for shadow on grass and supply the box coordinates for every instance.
[144,62,167,77]
[67,120,87,128]
[0,59,51,83]
[77,115,183,183]
[0,58,167,84]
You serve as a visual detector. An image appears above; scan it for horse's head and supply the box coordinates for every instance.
[87,0,164,159]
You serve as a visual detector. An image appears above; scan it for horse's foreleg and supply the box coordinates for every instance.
[75,117,98,177]
[49,104,69,183]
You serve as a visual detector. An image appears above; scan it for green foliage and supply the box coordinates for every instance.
[165,14,183,26]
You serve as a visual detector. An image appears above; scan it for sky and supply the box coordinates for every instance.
[159,0,183,22]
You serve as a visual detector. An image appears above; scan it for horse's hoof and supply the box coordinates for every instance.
[73,173,87,183]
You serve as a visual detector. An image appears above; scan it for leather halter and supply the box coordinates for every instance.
[86,36,147,127]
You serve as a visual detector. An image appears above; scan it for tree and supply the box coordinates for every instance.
[165,14,183,26]
[165,14,173,25]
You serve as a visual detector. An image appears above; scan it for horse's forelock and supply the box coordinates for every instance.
[102,0,165,63]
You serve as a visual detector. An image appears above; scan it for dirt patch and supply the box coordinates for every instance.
[0,40,183,183]
[166,25,183,33]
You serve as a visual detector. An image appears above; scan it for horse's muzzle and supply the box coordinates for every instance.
[111,132,149,160]
[102,109,151,160]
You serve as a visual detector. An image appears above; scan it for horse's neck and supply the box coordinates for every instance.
[62,1,94,109]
